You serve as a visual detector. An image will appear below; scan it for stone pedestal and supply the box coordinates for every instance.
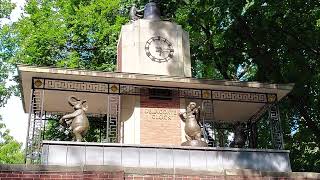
[42,141,292,172]
[117,19,191,77]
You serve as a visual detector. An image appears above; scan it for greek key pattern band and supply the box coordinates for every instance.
[269,104,284,149]
[32,78,275,103]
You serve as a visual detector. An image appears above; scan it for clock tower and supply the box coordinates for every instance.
[117,2,191,145]
[117,2,191,77]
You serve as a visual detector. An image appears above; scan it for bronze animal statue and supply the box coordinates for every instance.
[179,102,201,140]
[179,102,207,147]
[129,4,144,22]
[59,96,89,142]
[230,122,247,148]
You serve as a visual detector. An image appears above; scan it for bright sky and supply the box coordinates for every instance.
[0,96,28,145]
[0,0,27,145]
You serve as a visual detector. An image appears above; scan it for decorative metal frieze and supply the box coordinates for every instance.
[36,78,109,93]
[267,94,277,103]
[179,89,202,99]
[109,84,119,94]
[33,77,275,103]
[202,90,212,99]
[211,91,268,103]
[268,104,284,149]
[33,79,44,88]
[120,84,142,95]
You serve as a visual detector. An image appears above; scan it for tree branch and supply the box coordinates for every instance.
[295,95,320,143]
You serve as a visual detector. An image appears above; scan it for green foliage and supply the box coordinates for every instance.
[0,0,15,19]
[0,25,16,106]
[0,62,11,107]
[0,116,24,164]
[256,114,273,149]
[43,118,73,141]
[9,0,126,71]
[171,0,320,172]
[287,124,320,172]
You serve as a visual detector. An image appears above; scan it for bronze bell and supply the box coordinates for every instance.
[144,1,161,20]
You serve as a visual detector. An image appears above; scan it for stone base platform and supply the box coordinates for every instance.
[42,141,291,172]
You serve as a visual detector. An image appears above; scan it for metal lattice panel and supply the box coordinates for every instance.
[269,104,284,149]
[201,100,215,146]
[203,122,216,147]
[201,100,214,120]
[105,95,120,143]
[25,89,45,164]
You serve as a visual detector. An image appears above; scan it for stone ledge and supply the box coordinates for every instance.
[42,141,292,172]
[42,140,291,153]
[1,164,319,179]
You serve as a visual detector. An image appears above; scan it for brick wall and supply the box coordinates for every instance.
[1,167,319,180]
[126,174,224,180]
[140,96,181,145]
[125,174,319,180]
[0,171,124,180]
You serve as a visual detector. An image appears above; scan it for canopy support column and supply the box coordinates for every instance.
[25,88,45,164]
[268,104,284,149]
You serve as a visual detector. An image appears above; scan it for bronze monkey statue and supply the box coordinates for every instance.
[59,96,89,142]
[129,4,144,22]
[230,122,247,148]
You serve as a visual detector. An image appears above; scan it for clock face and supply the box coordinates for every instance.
[145,36,174,63]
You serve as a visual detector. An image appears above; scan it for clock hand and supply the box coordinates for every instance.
[155,46,163,56]
[161,49,173,52]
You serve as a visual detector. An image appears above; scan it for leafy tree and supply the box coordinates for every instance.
[0,61,11,107]
[170,0,320,172]
[7,0,126,71]
[0,0,15,107]
[0,116,24,164]
[0,0,23,164]
[0,0,15,19]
